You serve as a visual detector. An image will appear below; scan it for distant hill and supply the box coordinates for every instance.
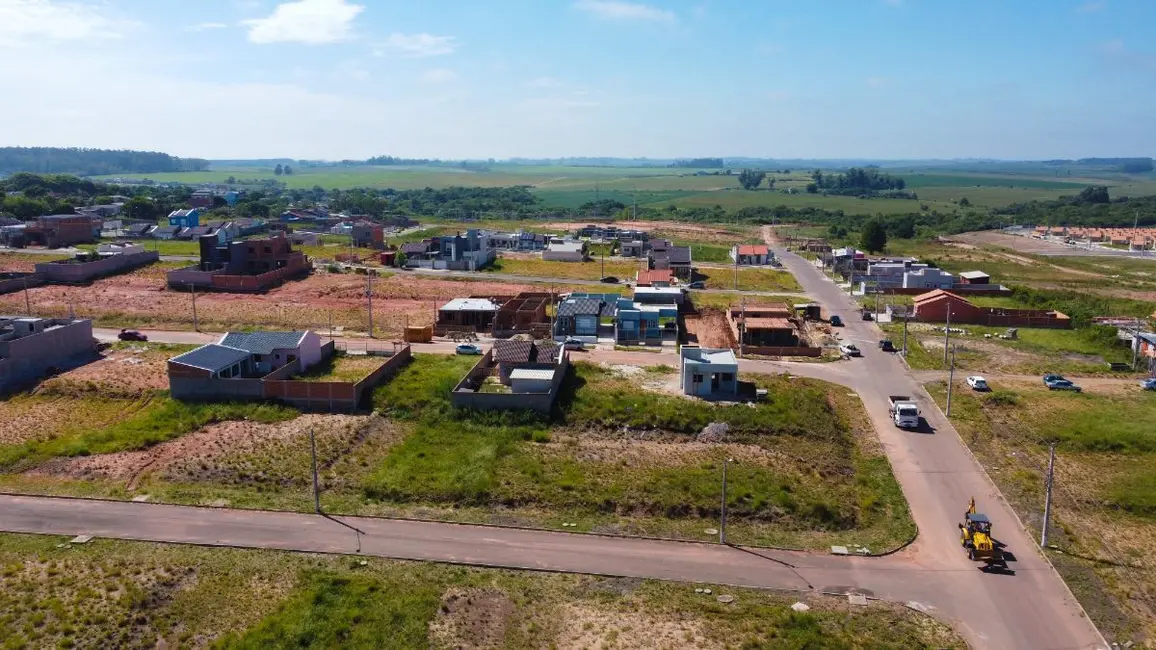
[0,147,209,176]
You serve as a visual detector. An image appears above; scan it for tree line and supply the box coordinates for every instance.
[669,158,724,168]
[0,147,209,176]
[808,167,907,195]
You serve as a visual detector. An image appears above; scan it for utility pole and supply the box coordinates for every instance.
[739,302,746,358]
[190,285,199,331]
[601,238,605,280]
[720,457,734,544]
[309,428,321,514]
[1132,322,1141,370]
[902,311,909,357]
[733,246,739,290]
[946,345,956,417]
[23,276,32,316]
[366,272,374,338]
[943,305,952,365]
[1040,443,1056,547]
[328,310,334,341]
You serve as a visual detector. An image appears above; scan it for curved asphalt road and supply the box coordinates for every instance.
[5,231,1108,649]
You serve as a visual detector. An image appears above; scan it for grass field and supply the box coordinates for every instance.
[294,352,385,383]
[697,267,803,293]
[484,256,641,281]
[0,533,962,650]
[924,380,1156,645]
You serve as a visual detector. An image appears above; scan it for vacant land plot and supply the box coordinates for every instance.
[885,321,1139,376]
[295,352,385,382]
[0,533,962,650]
[0,259,600,337]
[485,255,640,281]
[697,267,802,293]
[924,380,1156,644]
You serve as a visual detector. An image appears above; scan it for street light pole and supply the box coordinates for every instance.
[720,457,734,544]
[310,428,321,514]
[190,285,199,331]
[943,305,952,365]
[366,272,374,338]
[1040,443,1056,547]
[946,345,956,417]
[902,312,909,357]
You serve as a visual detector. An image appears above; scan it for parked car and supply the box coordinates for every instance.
[1047,379,1082,392]
[687,281,705,289]
[1141,378,1156,391]
[455,343,482,355]
[861,310,874,321]
[117,329,148,342]
[600,276,619,284]
[830,315,844,327]
[562,338,585,351]
[839,343,861,357]
[878,339,895,352]
[966,376,989,391]
[1042,373,1065,386]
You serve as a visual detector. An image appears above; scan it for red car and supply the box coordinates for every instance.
[118,329,148,342]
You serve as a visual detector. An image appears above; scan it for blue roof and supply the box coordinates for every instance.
[219,331,307,355]
[169,344,251,372]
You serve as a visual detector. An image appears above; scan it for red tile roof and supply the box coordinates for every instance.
[912,289,971,305]
[636,269,673,285]
[736,244,769,256]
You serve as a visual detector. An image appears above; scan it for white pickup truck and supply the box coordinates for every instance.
[888,395,920,429]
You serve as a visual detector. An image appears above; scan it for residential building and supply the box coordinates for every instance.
[166,232,311,292]
[351,221,385,249]
[23,215,99,248]
[633,285,685,305]
[679,346,738,398]
[168,208,201,228]
[486,230,548,251]
[404,230,495,271]
[729,304,800,347]
[542,239,588,262]
[189,190,215,209]
[911,290,1071,328]
[150,225,181,240]
[123,223,153,238]
[435,297,505,334]
[451,343,569,412]
[901,267,955,290]
[615,296,678,345]
[635,268,673,287]
[554,293,617,341]
[730,244,773,265]
[650,243,693,280]
[0,316,95,392]
[79,203,123,218]
[621,240,648,258]
[493,292,551,336]
[958,271,991,285]
[168,330,411,410]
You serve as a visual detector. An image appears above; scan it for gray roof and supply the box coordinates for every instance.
[493,339,559,364]
[170,344,252,372]
[557,297,605,318]
[219,331,307,355]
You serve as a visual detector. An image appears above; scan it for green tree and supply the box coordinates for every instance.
[283,164,293,175]
[394,251,407,267]
[737,169,766,190]
[959,197,970,207]
[122,196,158,221]
[274,164,284,176]
[2,195,48,219]
[859,219,888,253]
[226,176,237,184]
[211,195,229,209]
[805,183,818,194]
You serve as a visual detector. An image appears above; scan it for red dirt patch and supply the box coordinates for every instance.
[683,310,736,348]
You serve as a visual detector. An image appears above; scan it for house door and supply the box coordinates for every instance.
[711,374,719,391]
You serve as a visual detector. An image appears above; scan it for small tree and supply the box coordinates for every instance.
[283,164,293,175]
[806,183,818,194]
[394,251,407,268]
[959,197,970,207]
[274,164,284,176]
[859,219,888,253]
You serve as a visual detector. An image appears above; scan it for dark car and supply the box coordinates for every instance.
[862,310,874,321]
[878,339,895,352]
[830,315,843,327]
[600,276,620,284]
[117,329,148,342]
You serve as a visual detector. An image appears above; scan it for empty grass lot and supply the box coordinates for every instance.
[924,381,1156,645]
[484,256,641,281]
[698,267,802,293]
[362,355,914,550]
[0,533,962,650]
[294,352,384,383]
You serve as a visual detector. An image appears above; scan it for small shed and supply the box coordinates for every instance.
[509,367,556,394]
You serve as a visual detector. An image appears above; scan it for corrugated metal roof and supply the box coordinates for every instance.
[218,331,307,354]
[441,298,501,311]
[557,297,605,317]
[493,340,558,363]
[959,270,990,280]
[169,344,251,372]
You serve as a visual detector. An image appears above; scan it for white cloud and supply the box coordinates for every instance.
[0,0,135,47]
[573,1,675,24]
[1077,1,1106,12]
[243,0,364,45]
[374,32,457,58]
[187,22,229,32]
[527,76,563,89]
[421,68,457,84]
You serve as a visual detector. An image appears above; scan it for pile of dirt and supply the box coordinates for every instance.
[428,588,514,650]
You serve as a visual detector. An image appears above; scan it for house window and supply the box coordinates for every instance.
[692,374,703,383]
[721,373,734,381]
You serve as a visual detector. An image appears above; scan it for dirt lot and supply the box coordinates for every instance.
[683,310,736,348]
[38,344,177,397]
[0,264,556,336]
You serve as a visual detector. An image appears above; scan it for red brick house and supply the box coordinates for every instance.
[912,290,1070,328]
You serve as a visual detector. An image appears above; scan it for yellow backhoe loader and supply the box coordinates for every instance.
[959,497,1002,563]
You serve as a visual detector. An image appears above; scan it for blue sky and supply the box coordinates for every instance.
[1,0,1153,160]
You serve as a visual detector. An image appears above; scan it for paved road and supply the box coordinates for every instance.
[15,238,1107,648]
[764,227,1105,650]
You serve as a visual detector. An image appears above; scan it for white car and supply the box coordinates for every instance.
[966,376,989,391]
[562,338,585,351]
[839,343,861,357]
